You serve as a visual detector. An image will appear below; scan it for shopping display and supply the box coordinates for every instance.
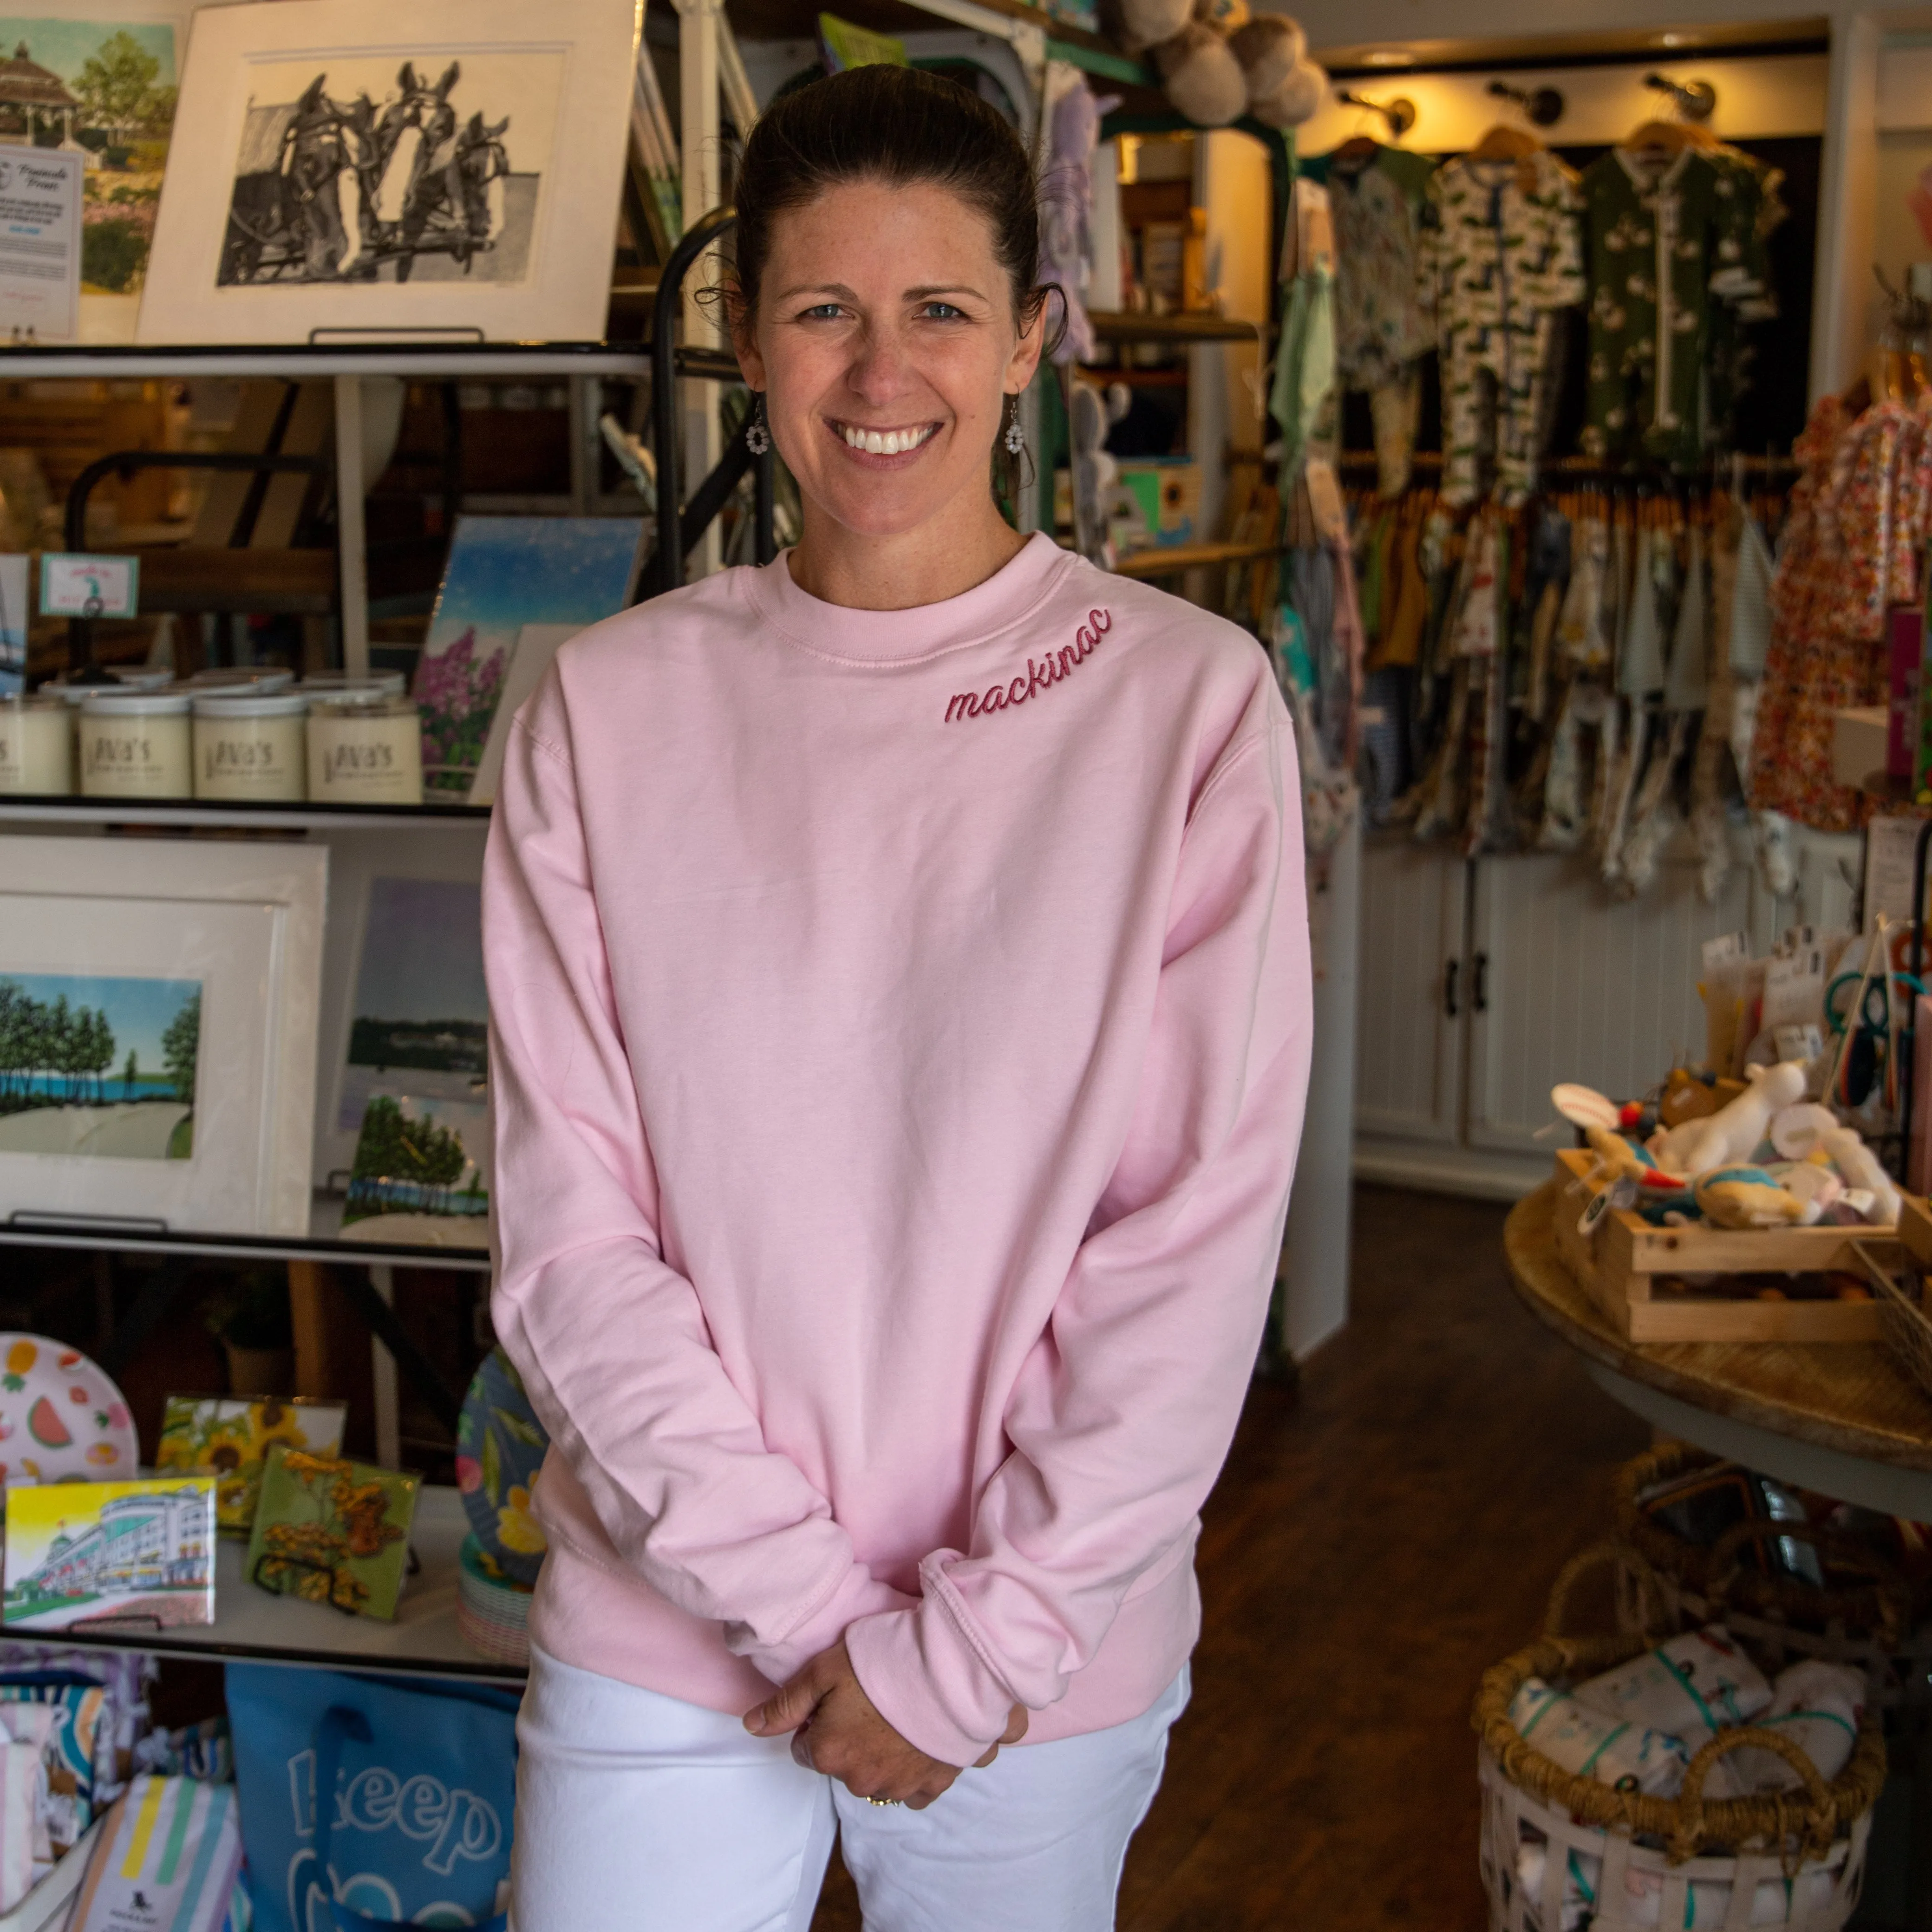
[155,1396,350,1535]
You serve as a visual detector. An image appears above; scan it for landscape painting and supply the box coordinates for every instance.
[414,516,642,794]
[0,14,180,299]
[337,875,485,1131]
[4,1475,215,1631]
[0,971,198,1159]
[217,49,561,288]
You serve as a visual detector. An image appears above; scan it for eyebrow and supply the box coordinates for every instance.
[774,282,990,304]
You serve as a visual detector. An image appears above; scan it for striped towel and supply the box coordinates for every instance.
[68,1775,242,1932]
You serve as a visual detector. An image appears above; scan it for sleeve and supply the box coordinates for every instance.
[844,711,1315,1766]
[483,704,914,1688]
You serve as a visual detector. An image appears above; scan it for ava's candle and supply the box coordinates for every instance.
[79,691,192,799]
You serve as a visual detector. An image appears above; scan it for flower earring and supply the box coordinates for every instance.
[1004,398,1025,457]
[745,393,771,457]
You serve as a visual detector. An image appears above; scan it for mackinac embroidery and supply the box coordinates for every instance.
[944,608,1113,723]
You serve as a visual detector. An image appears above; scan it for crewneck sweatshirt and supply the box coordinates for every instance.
[483,533,1312,1768]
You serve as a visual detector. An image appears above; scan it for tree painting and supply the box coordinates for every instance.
[0,974,200,1161]
[73,30,174,145]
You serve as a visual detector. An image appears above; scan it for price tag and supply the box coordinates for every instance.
[39,555,138,620]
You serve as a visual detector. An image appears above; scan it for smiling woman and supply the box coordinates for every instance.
[486,59,1312,1932]
[724,65,1052,610]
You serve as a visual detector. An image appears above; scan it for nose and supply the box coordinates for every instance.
[844,322,913,406]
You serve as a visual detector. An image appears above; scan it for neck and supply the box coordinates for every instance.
[786,488,1029,611]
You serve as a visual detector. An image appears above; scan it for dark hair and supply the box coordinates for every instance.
[728,65,1048,337]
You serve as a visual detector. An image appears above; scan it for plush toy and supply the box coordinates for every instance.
[1111,0,1324,129]
[1069,378,1130,565]
[1820,1128,1903,1227]
[1770,1158,1842,1226]
[1694,1166,1808,1230]
[1651,1060,1807,1179]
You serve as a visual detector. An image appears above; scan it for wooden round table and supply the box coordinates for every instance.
[1507,1179,1932,1519]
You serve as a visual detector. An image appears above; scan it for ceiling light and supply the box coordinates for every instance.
[1363,48,1415,66]
[1657,31,1690,46]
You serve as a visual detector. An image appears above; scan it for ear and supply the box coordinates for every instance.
[1002,293,1050,399]
[728,284,766,390]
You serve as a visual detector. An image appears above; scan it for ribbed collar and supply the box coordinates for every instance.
[742,532,1076,666]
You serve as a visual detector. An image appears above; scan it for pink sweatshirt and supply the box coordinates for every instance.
[483,533,1312,1767]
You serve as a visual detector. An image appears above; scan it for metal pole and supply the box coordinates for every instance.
[651,206,737,597]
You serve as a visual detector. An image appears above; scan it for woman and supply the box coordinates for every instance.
[485,62,1312,1932]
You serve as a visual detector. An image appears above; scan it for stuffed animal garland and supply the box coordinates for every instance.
[1111,0,1327,129]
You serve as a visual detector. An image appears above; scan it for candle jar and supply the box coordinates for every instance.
[193,692,308,802]
[306,694,424,806]
[0,694,72,794]
[79,691,192,799]
[185,667,296,695]
[296,672,406,700]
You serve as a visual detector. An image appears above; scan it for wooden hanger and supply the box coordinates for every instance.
[1469,123,1540,161]
[1622,118,1716,154]
[1332,134,1379,169]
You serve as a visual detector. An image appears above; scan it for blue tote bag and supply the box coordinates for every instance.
[226,1664,520,1932]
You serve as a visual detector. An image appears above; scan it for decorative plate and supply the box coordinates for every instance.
[456,1347,548,1585]
[0,1337,137,1490]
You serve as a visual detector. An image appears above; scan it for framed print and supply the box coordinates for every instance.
[309,824,485,1194]
[0,0,190,346]
[137,0,637,345]
[3,1476,215,1631]
[0,836,326,1235]
[155,1393,348,1534]
[246,1443,418,1619]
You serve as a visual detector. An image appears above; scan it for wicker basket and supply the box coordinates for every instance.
[1611,1444,1928,1704]
[1474,1547,1887,1932]
[1852,1235,1932,1404]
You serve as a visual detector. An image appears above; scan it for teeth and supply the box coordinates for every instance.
[842,425,930,454]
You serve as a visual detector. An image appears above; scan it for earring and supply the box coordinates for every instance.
[745,393,771,457]
[1004,401,1025,457]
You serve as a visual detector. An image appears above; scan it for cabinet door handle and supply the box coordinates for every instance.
[1473,951,1489,1014]
[1443,958,1459,1018]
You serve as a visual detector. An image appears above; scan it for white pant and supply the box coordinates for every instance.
[511,1645,1188,1932]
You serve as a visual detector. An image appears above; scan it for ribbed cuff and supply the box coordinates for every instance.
[739,1562,918,1688]
[844,1560,1019,1768]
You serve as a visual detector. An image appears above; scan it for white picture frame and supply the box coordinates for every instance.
[0,835,327,1236]
[0,0,195,346]
[137,0,638,345]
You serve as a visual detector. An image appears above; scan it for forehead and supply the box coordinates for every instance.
[764,176,1005,280]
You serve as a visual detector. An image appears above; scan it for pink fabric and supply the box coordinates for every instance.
[483,534,1312,1768]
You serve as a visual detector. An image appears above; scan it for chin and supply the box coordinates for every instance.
[817,482,958,539]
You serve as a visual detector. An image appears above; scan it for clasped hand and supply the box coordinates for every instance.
[743,1639,1027,1809]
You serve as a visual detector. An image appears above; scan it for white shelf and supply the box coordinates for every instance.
[0,1488,521,1684]
[0,798,489,833]
[0,344,649,381]
[0,1193,491,1273]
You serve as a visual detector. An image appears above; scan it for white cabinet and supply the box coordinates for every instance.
[1354,829,1861,1195]
[1464,849,1767,1157]
[1355,833,1467,1146]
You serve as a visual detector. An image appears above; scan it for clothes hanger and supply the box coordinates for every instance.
[1469,123,1541,161]
[1620,118,1716,155]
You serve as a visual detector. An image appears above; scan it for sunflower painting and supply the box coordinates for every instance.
[156,1394,347,1535]
[244,1443,419,1620]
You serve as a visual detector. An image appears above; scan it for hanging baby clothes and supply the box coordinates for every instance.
[1035,67,1113,368]
[1307,142,1439,497]
[1701,150,1786,448]
[1270,178,1338,478]
[1751,393,1932,834]
[1578,147,1770,470]
[1419,150,1585,508]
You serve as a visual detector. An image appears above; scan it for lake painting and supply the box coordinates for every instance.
[0,972,199,1159]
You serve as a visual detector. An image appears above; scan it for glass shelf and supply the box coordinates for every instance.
[0,797,489,832]
[0,1488,522,1685]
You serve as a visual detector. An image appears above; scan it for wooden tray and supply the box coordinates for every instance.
[1550,1149,1904,1342]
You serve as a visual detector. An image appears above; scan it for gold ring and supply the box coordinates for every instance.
[866,1797,902,1807]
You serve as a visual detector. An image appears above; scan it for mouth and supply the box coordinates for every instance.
[825,418,941,463]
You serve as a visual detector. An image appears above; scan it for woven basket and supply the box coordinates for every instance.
[1474,1546,1887,1932]
[1854,1235,1932,1405]
[1612,1445,1928,1704]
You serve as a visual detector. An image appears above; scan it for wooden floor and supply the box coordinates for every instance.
[810,1183,1650,1930]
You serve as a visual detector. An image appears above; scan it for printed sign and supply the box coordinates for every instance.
[39,555,138,620]
[0,145,79,343]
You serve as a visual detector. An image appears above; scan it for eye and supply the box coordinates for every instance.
[918,301,968,321]
[797,303,845,320]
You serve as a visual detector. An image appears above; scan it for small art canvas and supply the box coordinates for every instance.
[246,1444,418,1620]
[0,555,23,693]
[414,516,642,796]
[3,1477,214,1631]
[0,8,183,341]
[0,972,198,1161]
[343,1088,489,1245]
[154,1394,348,1534]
